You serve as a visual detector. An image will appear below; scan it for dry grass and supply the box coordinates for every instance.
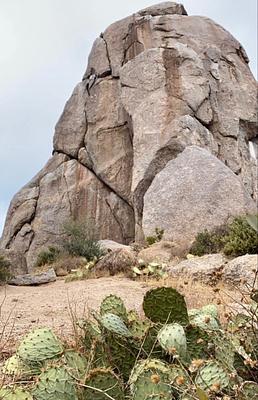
[0,273,253,360]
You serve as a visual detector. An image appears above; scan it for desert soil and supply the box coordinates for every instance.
[0,276,237,354]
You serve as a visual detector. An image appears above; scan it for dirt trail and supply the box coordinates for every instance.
[0,277,149,343]
[0,276,237,351]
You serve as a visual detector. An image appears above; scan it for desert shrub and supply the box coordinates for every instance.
[0,255,11,283]
[190,226,227,256]
[146,227,164,246]
[223,215,258,256]
[190,215,258,257]
[62,217,104,261]
[52,254,87,275]
[36,246,60,267]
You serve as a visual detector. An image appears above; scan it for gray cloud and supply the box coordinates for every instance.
[0,0,257,234]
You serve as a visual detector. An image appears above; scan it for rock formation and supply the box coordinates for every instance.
[1,2,257,271]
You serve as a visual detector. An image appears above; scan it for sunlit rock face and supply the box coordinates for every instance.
[1,2,257,270]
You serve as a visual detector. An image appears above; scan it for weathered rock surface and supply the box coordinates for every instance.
[138,241,176,264]
[1,2,257,272]
[95,248,138,275]
[98,240,132,253]
[168,254,226,284]
[168,253,258,287]
[8,268,56,286]
[222,254,258,288]
[143,146,256,251]
[0,249,28,276]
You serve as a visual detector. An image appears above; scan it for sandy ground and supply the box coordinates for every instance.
[0,276,239,355]
[0,277,149,347]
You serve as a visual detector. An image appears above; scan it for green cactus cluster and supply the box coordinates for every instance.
[1,286,257,399]
[132,261,168,279]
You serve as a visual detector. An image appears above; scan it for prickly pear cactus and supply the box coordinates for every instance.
[201,304,219,318]
[143,287,189,325]
[169,364,190,391]
[32,366,78,400]
[0,388,33,400]
[17,328,63,364]
[185,326,209,360]
[129,359,172,400]
[100,313,132,337]
[2,355,41,379]
[83,368,125,399]
[157,323,187,359]
[87,338,109,369]
[64,350,87,379]
[195,361,230,392]
[100,294,127,321]
[78,319,101,349]
[190,314,220,331]
[104,333,138,379]
[240,381,258,399]
[188,308,201,318]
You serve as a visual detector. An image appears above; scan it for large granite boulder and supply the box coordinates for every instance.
[1,2,257,272]
[222,254,258,288]
[142,146,256,251]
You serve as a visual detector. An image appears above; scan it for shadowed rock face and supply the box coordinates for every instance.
[1,2,257,271]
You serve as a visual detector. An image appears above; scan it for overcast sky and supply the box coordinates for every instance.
[0,0,257,235]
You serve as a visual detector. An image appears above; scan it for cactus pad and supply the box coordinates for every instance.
[195,361,230,391]
[17,328,63,364]
[100,294,127,321]
[100,313,132,337]
[32,366,77,400]
[185,326,209,360]
[64,350,87,379]
[190,314,220,331]
[129,359,172,400]
[201,304,219,318]
[240,381,258,399]
[143,287,189,324]
[157,323,187,359]
[2,355,41,379]
[83,368,124,399]
[0,388,33,400]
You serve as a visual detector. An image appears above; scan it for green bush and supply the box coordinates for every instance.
[62,218,104,261]
[223,216,258,257]
[146,227,164,246]
[190,215,258,257]
[190,226,227,256]
[36,246,60,267]
[0,255,11,283]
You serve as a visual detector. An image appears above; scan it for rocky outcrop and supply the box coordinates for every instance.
[9,268,57,286]
[168,253,258,287]
[142,146,256,247]
[1,2,257,272]
[168,254,226,285]
[222,254,258,288]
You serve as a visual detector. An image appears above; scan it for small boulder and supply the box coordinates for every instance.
[98,239,131,253]
[95,248,138,275]
[8,268,56,286]
[168,254,227,285]
[222,254,258,288]
[138,241,176,264]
